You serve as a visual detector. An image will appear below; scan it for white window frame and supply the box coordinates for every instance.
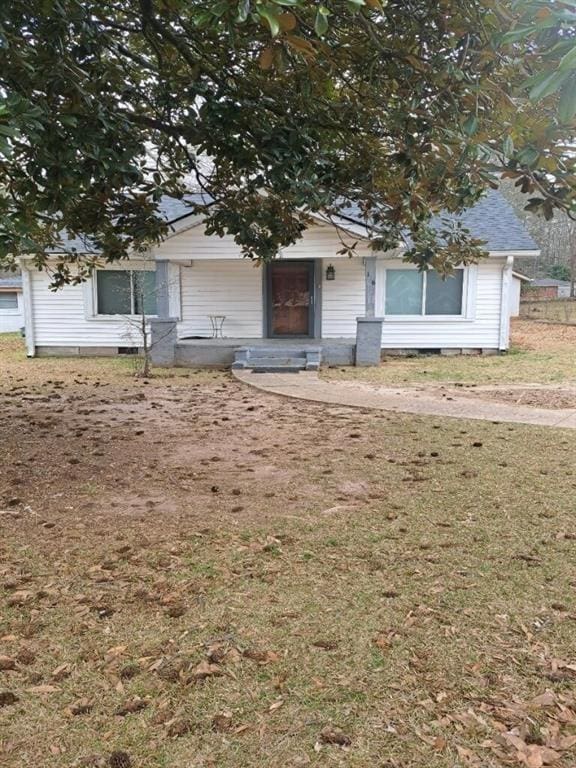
[377,263,477,322]
[84,265,158,321]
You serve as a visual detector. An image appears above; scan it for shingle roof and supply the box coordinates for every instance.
[337,189,538,252]
[437,190,538,251]
[532,278,571,287]
[48,193,211,254]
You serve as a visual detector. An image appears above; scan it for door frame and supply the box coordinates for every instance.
[264,259,321,339]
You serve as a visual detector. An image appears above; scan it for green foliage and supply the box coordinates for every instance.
[0,0,575,282]
[546,263,571,282]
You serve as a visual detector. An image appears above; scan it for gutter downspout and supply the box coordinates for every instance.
[498,255,514,351]
[21,262,35,357]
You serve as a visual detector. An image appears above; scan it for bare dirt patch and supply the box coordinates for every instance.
[2,337,576,767]
[458,385,576,410]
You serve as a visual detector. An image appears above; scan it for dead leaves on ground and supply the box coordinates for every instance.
[149,640,280,688]
[422,683,576,767]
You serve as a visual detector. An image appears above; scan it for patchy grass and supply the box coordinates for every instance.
[323,320,576,385]
[0,333,227,393]
[2,334,576,767]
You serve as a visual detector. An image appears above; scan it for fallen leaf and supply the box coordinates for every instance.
[243,648,280,664]
[115,698,148,716]
[212,710,233,732]
[319,726,351,746]
[167,717,192,737]
[52,663,71,681]
[68,698,93,716]
[190,661,223,681]
[531,690,556,708]
[27,684,60,694]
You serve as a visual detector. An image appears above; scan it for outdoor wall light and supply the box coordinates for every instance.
[326,264,336,281]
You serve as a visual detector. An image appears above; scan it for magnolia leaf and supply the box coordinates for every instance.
[237,0,251,23]
[286,34,316,57]
[259,46,275,69]
[462,115,479,137]
[278,11,297,31]
[530,68,572,101]
[517,146,540,167]
[559,75,576,123]
[503,135,514,158]
[314,6,330,36]
[558,44,576,72]
[259,6,281,36]
[501,25,537,44]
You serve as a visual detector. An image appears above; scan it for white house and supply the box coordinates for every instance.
[0,275,24,333]
[19,189,539,369]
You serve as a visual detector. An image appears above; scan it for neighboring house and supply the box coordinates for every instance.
[0,275,24,333]
[526,278,572,300]
[510,271,532,317]
[19,189,539,368]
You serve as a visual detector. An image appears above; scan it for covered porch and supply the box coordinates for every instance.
[151,256,384,369]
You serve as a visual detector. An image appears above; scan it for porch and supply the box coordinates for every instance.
[174,337,357,368]
[151,255,384,368]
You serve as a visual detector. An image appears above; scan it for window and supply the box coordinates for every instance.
[385,269,464,316]
[96,270,156,315]
[385,271,423,315]
[0,292,18,310]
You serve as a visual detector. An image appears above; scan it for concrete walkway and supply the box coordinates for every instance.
[233,370,576,429]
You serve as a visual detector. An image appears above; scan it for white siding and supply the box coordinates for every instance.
[179,260,263,338]
[29,266,147,347]
[375,259,504,349]
[166,222,370,339]
[510,277,521,317]
[154,221,372,261]
[0,291,24,333]
[321,257,365,337]
[24,216,510,352]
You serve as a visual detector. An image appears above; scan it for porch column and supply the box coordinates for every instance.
[355,256,383,366]
[364,256,377,317]
[155,259,171,319]
[150,258,178,366]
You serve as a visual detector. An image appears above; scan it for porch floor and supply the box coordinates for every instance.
[175,337,356,367]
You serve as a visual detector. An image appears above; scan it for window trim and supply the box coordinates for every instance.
[85,267,158,321]
[379,264,477,323]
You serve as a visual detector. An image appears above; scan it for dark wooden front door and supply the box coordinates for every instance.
[268,261,314,337]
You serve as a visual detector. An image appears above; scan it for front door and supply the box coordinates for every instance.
[267,261,314,337]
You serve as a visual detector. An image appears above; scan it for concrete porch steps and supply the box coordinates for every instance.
[232,346,321,373]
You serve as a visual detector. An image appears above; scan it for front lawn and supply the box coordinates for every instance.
[1,334,576,767]
[323,320,576,385]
